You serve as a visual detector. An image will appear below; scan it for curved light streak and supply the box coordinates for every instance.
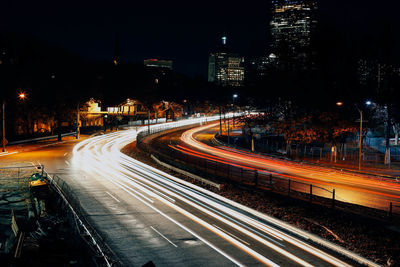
[180,123,400,208]
[71,118,378,267]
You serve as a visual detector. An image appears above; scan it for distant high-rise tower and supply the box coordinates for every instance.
[270,0,317,69]
[113,33,120,66]
[222,36,227,46]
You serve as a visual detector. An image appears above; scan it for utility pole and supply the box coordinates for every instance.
[227,115,230,145]
[232,94,238,129]
[2,100,5,152]
[76,103,80,139]
[147,110,151,134]
[385,105,392,166]
[219,106,222,135]
[357,108,363,171]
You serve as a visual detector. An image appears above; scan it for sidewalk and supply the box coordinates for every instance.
[0,134,90,157]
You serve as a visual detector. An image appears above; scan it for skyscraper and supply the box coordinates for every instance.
[357,59,400,94]
[208,36,245,87]
[270,0,317,69]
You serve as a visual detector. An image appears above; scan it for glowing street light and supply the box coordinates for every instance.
[336,101,371,170]
[2,92,26,152]
[18,92,26,100]
[232,93,239,134]
[2,100,5,152]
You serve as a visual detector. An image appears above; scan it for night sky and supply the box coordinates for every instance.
[2,0,400,77]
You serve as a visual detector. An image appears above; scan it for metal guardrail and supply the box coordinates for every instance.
[147,143,337,205]
[8,132,77,145]
[151,154,223,190]
[136,115,225,144]
[137,128,399,216]
[46,172,122,266]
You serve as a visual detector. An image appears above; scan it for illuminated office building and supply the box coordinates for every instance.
[357,59,400,93]
[270,0,317,69]
[208,36,245,87]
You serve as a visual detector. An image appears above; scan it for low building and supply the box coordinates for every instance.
[153,100,183,120]
[144,59,173,70]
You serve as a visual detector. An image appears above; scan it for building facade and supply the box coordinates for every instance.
[357,59,400,93]
[208,52,245,87]
[270,0,317,70]
[144,59,173,70]
[208,37,245,87]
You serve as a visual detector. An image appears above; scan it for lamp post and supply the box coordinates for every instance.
[2,93,26,152]
[2,100,5,152]
[232,94,238,128]
[219,106,222,135]
[336,101,371,171]
[356,107,363,171]
[76,103,80,139]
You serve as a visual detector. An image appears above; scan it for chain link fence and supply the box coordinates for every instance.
[247,138,400,170]
[137,130,400,217]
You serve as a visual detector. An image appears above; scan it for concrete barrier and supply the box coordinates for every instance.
[151,154,222,190]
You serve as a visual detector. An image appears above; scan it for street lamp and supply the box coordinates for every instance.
[232,94,238,128]
[2,100,5,152]
[76,103,80,139]
[2,92,27,152]
[336,101,369,170]
[18,92,26,100]
[355,107,363,171]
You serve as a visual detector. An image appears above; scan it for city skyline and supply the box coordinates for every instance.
[2,0,399,77]
[1,1,400,266]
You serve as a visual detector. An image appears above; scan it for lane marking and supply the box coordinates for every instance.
[150,226,178,248]
[213,224,250,246]
[95,165,244,266]
[64,152,68,156]
[65,160,70,166]
[106,191,120,203]
[74,120,370,267]
[152,188,176,203]
[0,151,18,157]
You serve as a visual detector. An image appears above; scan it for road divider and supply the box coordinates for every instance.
[151,154,222,190]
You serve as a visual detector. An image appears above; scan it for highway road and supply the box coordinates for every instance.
[0,122,378,266]
[178,122,400,213]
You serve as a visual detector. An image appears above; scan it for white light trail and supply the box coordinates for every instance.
[71,117,379,267]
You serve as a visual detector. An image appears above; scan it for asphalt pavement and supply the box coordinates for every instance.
[0,126,377,266]
[178,123,400,213]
